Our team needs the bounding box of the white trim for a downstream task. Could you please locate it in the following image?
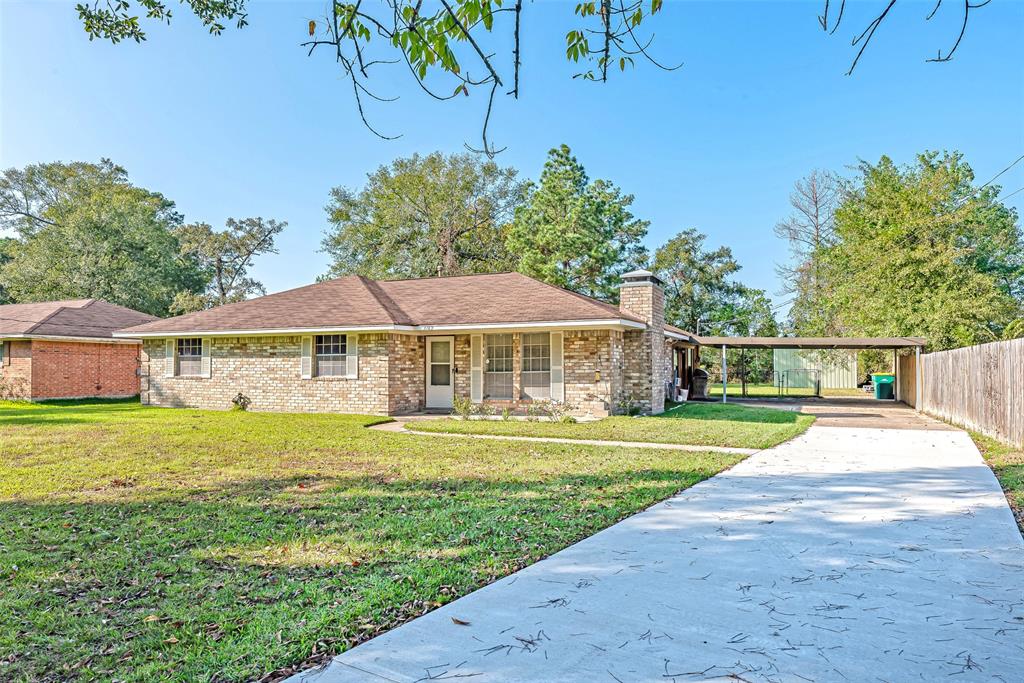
[0,334,142,344]
[300,336,313,379]
[469,334,483,402]
[345,334,359,379]
[112,318,647,339]
[664,330,698,343]
[425,336,456,409]
[549,331,564,402]
[164,339,176,378]
[200,338,212,378]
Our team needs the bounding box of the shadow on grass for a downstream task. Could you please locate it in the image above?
[0,467,722,682]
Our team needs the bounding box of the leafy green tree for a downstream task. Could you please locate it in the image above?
[74,3,995,153]
[819,151,1024,350]
[322,152,523,279]
[652,227,747,334]
[0,160,205,316]
[508,144,648,300]
[74,1,676,153]
[170,217,286,314]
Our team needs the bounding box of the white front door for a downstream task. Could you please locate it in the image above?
[425,336,455,409]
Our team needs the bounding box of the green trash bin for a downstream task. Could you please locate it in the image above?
[871,373,895,400]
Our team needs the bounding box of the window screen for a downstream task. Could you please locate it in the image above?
[484,333,513,399]
[177,338,203,376]
[520,332,551,400]
[315,334,348,377]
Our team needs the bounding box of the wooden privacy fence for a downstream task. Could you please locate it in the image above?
[898,338,1024,447]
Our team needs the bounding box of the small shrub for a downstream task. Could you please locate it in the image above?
[451,396,474,420]
[559,414,577,424]
[527,399,578,422]
[501,407,512,421]
[230,393,252,411]
[616,393,642,416]
[473,402,495,417]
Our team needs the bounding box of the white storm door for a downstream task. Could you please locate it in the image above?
[425,336,455,409]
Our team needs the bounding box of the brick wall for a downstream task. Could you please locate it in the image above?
[0,340,139,400]
[139,329,630,417]
[563,330,620,417]
[619,281,667,414]
[29,340,141,399]
[467,331,620,418]
[388,334,424,414]
[142,334,395,414]
[0,340,32,399]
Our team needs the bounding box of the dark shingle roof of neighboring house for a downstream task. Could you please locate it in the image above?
[0,299,157,339]
[118,273,648,336]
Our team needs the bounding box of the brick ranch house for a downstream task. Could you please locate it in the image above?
[0,299,156,400]
[115,271,699,418]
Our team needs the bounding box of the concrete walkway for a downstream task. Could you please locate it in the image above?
[290,416,1024,682]
[370,419,758,455]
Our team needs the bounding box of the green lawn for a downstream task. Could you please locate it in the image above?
[971,432,1024,534]
[707,382,868,398]
[0,399,743,682]
[410,402,815,450]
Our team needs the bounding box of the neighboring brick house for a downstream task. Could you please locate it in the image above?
[0,300,156,400]
[116,271,699,417]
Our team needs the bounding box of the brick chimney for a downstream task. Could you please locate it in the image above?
[619,269,666,414]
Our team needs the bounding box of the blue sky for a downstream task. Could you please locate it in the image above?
[2,0,1022,314]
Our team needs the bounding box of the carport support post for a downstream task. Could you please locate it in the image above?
[721,345,728,403]
[915,345,922,412]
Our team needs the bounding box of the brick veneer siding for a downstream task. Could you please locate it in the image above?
[562,329,621,417]
[0,340,139,400]
[140,329,630,418]
[0,340,33,399]
[31,340,140,399]
[619,281,666,414]
[142,334,397,414]
[468,331,621,418]
[388,334,425,414]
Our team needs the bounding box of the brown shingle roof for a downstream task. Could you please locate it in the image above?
[119,273,644,336]
[0,300,157,339]
[665,323,698,341]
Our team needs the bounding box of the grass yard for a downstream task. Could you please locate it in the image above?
[0,399,744,682]
[410,402,815,450]
[707,382,868,398]
[971,432,1024,534]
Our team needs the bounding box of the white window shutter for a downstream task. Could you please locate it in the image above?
[200,338,212,378]
[165,339,176,377]
[550,332,564,402]
[346,334,359,379]
[300,336,313,379]
[470,334,483,402]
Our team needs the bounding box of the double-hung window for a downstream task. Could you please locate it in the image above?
[176,338,203,376]
[483,333,513,399]
[315,334,348,377]
[520,332,551,400]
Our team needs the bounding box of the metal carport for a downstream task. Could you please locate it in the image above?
[696,336,927,407]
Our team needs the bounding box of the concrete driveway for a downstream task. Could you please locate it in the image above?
[289,404,1024,683]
